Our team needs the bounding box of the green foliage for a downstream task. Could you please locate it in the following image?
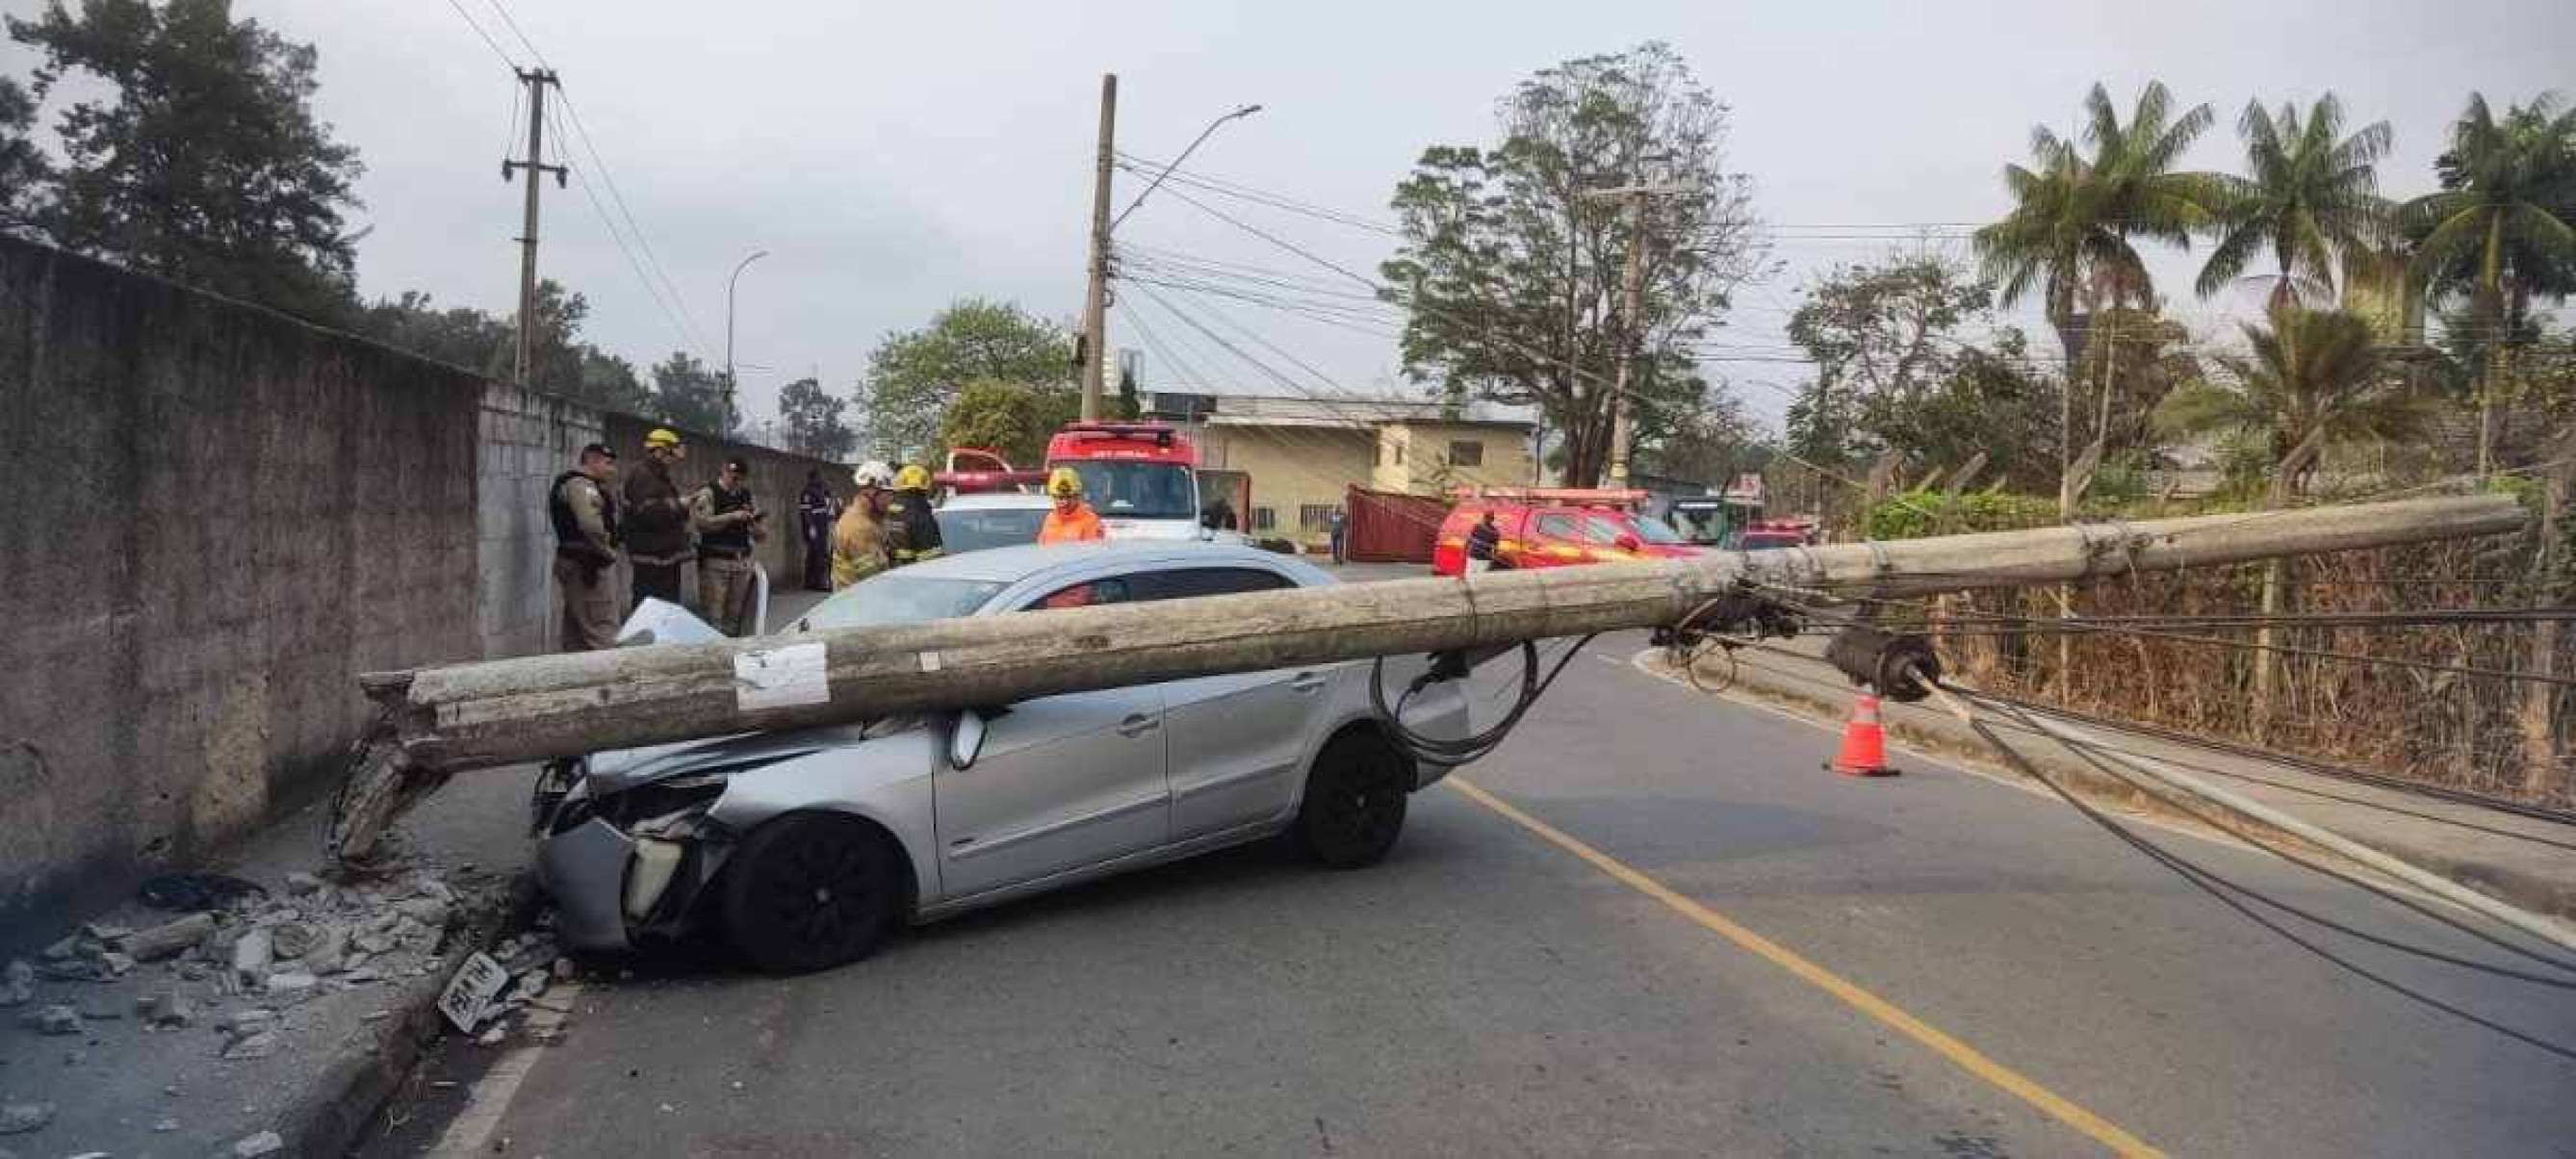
[2154,307,2430,497]
[8,0,365,322]
[652,351,736,436]
[0,75,46,233]
[938,379,1080,467]
[2070,306,2199,460]
[776,377,857,461]
[353,281,649,413]
[1378,42,1766,486]
[1973,80,2224,361]
[2406,93,2576,308]
[2199,93,2394,305]
[863,299,1072,460]
[1862,488,2061,541]
[1636,393,1763,484]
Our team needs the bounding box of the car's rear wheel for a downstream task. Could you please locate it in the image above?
[1293,730,1411,868]
[718,812,904,973]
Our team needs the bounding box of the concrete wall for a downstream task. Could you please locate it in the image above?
[0,238,855,938]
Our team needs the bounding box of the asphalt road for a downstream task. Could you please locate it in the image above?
[367,588,2576,1157]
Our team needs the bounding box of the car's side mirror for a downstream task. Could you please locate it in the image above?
[950,709,990,770]
[1615,533,1643,553]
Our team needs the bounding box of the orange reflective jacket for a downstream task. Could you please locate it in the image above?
[1038,503,1106,544]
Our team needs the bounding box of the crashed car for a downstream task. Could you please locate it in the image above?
[533,541,1473,973]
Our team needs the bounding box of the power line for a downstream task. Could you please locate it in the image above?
[543,104,708,365]
[441,0,519,71]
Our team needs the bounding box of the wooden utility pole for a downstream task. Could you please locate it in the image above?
[502,68,564,386]
[326,494,2525,857]
[1080,73,1118,423]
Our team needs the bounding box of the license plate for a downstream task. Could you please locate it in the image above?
[437,952,511,1032]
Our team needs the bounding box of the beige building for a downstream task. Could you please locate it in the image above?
[1149,393,1536,550]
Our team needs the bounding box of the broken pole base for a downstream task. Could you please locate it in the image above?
[327,727,447,866]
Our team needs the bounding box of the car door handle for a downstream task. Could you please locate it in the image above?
[1289,672,1327,694]
[1117,713,1161,737]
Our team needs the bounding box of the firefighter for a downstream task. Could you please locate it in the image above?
[689,457,767,635]
[622,427,693,606]
[1465,510,1504,575]
[883,464,945,566]
[549,443,624,651]
[832,461,893,589]
[1038,467,1106,544]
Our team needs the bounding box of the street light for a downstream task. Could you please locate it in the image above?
[725,248,769,423]
[1111,103,1263,232]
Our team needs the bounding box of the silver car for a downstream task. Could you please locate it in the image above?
[534,542,1472,973]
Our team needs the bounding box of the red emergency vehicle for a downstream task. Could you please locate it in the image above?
[1430,487,1705,577]
[1044,422,1208,540]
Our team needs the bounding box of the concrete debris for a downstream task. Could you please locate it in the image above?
[221,1009,279,1041]
[269,921,319,960]
[37,959,96,983]
[512,969,549,1001]
[305,926,350,975]
[139,990,195,1027]
[552,956,577,981]
[231,1129,286,1157]
[80,921,131,942]
[284,871,325,896]
[0,1102,52,1135]
[0,960,32,1006]
[351,930,399,957]
[477,1026,505,1046]
[118,912,216,962]
[97,950,135,978]
[231,927,274,986]
[412,877,458,905]
[221,1029,282,1060]
[177,961,211,982]
[22,1003,81,1035]
[396,897,451,928]
[264,971,320,1002]
[39,935,79,962]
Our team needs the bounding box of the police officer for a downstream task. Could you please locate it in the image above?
[882,463,944,567]
[796,469,838,591]
[689,457,767,635]
[549,443,624,651]
[623,428,693,606]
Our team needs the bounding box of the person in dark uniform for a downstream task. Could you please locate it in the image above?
[689,457,767,634]
[796,469,838,591]
[883,464,945,567]
[622,427,692,605]
[549,443,624,650]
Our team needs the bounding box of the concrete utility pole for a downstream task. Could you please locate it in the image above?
[324,494,2524,857]
[1080,73,1119,423]
[502,68,564,387]
[1581,183,1687,487]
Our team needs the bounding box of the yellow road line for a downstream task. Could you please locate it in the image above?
[1446,776,2163,1158]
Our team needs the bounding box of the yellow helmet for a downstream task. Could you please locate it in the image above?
[895,464,934,491]
[644,427,683,450]
[1045,467,1084,499]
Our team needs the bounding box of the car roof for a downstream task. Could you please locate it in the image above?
[893,539,1326,585]
[938,491,1053,510]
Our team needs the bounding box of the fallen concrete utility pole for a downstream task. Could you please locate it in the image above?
[330,494,2525,859]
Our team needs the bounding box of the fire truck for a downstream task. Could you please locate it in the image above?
[933,423,1226,543]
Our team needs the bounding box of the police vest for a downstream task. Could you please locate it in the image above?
[549,472,620,562]
[701,484,756,558]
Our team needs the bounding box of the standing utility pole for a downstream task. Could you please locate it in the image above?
[1583,183,1687,487]
[1080,73,1119,423]
[502,68,565,387]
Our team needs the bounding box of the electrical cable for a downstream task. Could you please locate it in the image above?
[1370,634,1598,766]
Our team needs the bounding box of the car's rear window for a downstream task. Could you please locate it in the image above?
[938,506,1048,554]
[796,575,1008,631]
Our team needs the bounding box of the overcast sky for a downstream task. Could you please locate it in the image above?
[5,0,2570,429]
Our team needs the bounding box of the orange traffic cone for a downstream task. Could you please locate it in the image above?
[1824,693,1899,777]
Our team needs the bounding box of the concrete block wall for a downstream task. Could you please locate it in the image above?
[0,237,857,940]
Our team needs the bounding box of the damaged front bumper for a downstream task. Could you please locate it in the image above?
[531,766,736,954]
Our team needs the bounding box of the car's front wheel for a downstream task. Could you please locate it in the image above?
[1293,730,1411,868]
[718,812,905,973]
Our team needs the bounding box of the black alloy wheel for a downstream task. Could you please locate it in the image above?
[719,812,903,973]
[1294,731,1412,868]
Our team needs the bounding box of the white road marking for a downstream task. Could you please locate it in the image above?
[426,981,583,1157]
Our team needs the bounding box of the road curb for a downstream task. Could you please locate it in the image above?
[1636,647,2576,926]
[270,872,535,1156]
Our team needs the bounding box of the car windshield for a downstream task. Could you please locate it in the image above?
[937,505,1048,554]
[1061,461,1196,520]
[1631,516,1685,545]
[795,574,1008,631]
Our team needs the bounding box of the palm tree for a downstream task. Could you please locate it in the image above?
[2402,92,2576,474]
[1975,80,2221,504]
[2156,308,2428,500]
[2197,93,2394,310]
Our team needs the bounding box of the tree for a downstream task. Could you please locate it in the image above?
[1636,393,1762,485]
[353,281,651,414]
[0,75,48,234]
[777,377,858,461]
[1788,254,1993,406]
[863,299,1073,460]
[2402,92,2576,474]
[652,351,736,436]
[1379,42,1765,487]
[2155,308,2427,499]
[938,379,1082,467]
[2198,93,2394,308]
[1862,337,2067,495]
[9,0,365,322]
[1973,81,2220,366]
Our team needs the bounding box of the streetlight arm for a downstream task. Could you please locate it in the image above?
[1111,104,1262,232]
